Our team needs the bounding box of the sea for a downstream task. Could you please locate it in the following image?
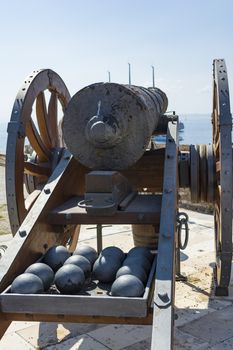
[0,114,212,154]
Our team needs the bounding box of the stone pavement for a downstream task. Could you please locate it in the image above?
[0,210,233,349]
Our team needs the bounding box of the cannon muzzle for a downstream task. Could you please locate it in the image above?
[63,82,168,170]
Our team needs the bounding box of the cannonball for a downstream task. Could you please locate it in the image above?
[116,265,148,285]
[127,246,154,262]
[93,255,121,283]
[11,273,44,294]
[64,255,91,278]
[54,264,85,294]
[122,255,151,273]
[100,246,125,262]
[43,245,70,271]
[111,274,145,297]
[73,245,98,266]
[25,262,54,290]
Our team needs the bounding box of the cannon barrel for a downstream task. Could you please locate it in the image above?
[63,83,168,170]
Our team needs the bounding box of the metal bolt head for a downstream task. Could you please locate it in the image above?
[19,230,27,237]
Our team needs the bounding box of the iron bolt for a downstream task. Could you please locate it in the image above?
[158,292,170,304]
[19,230,27,237]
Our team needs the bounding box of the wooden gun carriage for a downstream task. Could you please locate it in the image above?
[0,59,232,349]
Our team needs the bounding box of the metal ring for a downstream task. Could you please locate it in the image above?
[178,220,189,250]
[77,199,116,210]
[177,212,189,250]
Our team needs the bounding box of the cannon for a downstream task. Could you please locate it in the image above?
[0,59,231,349]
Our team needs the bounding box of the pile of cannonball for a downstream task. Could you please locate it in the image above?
[10,244,156,297]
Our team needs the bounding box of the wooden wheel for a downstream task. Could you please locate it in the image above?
[6,69,70,235]
[212,59,232,295]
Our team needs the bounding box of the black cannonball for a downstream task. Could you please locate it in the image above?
[73,245,98,266]
[100,246,125,262]
[111,274,145,297]
[93,255,121,283]
[11,273,44,294]
[116,265,148,285]
[43,245,70,271]
[25,262,54,290]
[122,255,151,273]
[64,255,91,278]
[127,246,154,262]
[54,264,85,294]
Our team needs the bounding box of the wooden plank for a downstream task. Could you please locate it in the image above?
[48,194,162,225]
[119,192,137,211]
[151,121,178,350]
[68,225,81,252]
[0,310,153,325]
[24,189,41,211]
[122,148,165,192]
[24,161,50,177]
[0,293,148,318]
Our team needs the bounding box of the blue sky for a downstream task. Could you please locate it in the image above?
[0,0,233,121]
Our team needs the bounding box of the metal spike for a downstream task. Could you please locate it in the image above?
[128,63,131,85]
[152,65,155,88]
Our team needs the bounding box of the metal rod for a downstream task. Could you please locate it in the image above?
[151,65,155,88]
[96,224,103,254]
[108,71,111,83]
[128,63,131,85]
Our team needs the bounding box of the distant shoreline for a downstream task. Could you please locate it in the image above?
[0,114,212,155]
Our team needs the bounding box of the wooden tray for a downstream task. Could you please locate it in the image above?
[0,257,157,318]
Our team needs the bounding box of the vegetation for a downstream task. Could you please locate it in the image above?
[0,204,11,236]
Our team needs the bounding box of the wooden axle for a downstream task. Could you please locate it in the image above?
[179,144,215,203]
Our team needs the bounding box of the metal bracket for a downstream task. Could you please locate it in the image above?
[7,121,25,138]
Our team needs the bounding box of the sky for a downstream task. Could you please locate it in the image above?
[0,0,233,122]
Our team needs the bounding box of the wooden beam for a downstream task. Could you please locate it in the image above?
[151,121,178,350]
[48,194,162,225]
[0,310,153,325]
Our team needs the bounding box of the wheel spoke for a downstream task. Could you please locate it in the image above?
[214,136,220,156]
[25,189,41,211]
[36,92,52,149]
[26,119,51,161]
[216,160,221,173]
[24,161,50,177]
[48,92,59,147]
